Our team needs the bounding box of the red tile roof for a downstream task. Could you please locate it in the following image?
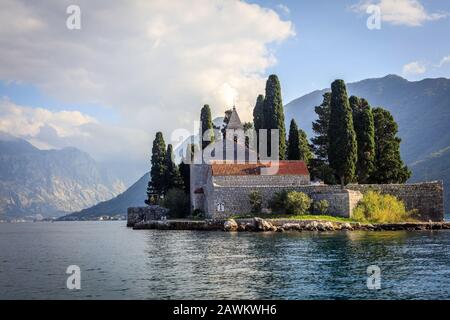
[210,161,309,176]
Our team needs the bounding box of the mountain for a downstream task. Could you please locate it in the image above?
[59,172,149,220]
[0,133,125,220]
[285,75,450,208]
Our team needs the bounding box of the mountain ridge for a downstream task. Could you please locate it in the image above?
[0,134,125,220]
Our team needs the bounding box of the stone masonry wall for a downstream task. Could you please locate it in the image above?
[206,181,444,221]
[127,206,169,227]
[213,175,310,187]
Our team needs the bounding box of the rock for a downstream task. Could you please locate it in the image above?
[323,221,335,231]
[282,223,302,231]
[253,217,274,231]
[306,221,319,231]
[276,227,284,232]
[224,219,238,232]
[341,222,353,230]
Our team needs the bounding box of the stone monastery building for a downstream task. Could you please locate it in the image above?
[189,107,444,221]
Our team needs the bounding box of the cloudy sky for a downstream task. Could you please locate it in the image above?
[1,0,450,184]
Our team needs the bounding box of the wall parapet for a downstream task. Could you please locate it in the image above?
[206,181,444,221]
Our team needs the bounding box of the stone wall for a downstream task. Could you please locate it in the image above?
[205,181,444,221]
[213,174,310,187]
[127,206,169,227]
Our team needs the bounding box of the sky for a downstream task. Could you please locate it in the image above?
[1,0,450,184]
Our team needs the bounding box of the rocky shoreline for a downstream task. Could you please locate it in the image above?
[131,217,450,232]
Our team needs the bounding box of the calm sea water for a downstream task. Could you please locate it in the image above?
[0,221,450,299]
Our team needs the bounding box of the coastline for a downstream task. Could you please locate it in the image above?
[130,218,450,232]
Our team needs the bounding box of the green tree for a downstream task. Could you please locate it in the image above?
[287,119,300,160]
[298,129,313,165]
[310,92,336,183]
[350,96,375,183]
[164,144,184,191]
[328,80,357,188]
[311,92,331,160]
[200,104,214,150]
[371,108,411,183]
[253,94,265,156]
[263,75,286,159]
[148,132,167,200]
[253,94,265,131]
[248,190,262,214]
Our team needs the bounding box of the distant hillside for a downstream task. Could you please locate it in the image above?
[0,133,125,220]
[285,75,450,209]
[59,172,149,220]
[286,75,450,164]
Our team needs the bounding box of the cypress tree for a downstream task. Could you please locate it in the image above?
[311,92,331,161]
[371,108,411,183]
[164,144,184,191]
[310,92,335,183]
[263,75,286,160]
[298,129,313,165]
[328,80,357,188]
[253,94,265,132]
[287,119,300,160]
[253,94,265,157]
[148,132,167,200]
[200,104,214,150]
[350,96,375,184]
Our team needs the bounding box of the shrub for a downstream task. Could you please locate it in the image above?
[313,199,329,215]
[162,188,189,218]
[285,191,312,215]
[352,191,410,223]
[268,190,288,213]
[248,190,262,214]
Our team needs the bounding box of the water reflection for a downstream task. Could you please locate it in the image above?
[1,222,449,299]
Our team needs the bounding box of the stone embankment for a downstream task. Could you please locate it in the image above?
[131,217,450,232]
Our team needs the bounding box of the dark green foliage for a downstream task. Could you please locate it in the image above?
[253,94,265,131]
[221,109,233,138]
[287,119,301,160]
[253,94,265,156]
[148,132,166,201]
[179,161,190,195]
[200,104,214,150]
[163,188,189,218]
[313,199,329,215]
[311,92,331,160]
[328,80,358,187]
[285,191,312,215]
[248,190,262,214]
[350,96,375,184]
[298,129,313,165]
[164,144,184,191]
[310,92,336,183]
[371,108,411,183]
[268,190,288,213]
[263,75,286,159]
[243,122,253,132]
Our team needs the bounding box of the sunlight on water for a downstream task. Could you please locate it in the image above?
[0,221,449,299]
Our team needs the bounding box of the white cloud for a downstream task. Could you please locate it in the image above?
[0,98,151,165]
[402,61,427,76]
[351,0,448,26]
[439,55,450,67]
[276,4,291,15]
[0,0,294,180]
[0,0,294,135]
